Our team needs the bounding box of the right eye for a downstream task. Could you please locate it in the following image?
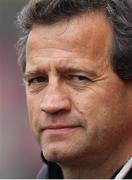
[28,76,48,86]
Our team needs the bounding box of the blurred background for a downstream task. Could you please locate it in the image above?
[0,0,43,178]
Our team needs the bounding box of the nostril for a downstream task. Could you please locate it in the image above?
[44,109,70,116]
[40,85,71,114]
[40,96,71,114]
[40,101,71,114]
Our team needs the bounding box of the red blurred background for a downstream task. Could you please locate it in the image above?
[0,0,42,178]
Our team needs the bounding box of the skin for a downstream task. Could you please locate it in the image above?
[25,11,132,178]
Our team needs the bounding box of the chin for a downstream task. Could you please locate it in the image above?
[41,143,76,164]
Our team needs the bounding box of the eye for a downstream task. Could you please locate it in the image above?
[70,75,89,82]
[28,76,48,86]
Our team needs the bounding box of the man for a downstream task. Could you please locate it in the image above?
[16,0,132,178]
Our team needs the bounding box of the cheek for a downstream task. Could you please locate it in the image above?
[26,95,41,138]
[73,90,108,117]
[73,94,117,148]
[73,86,129,140]
[72,89,120,131]
[27,96,34,120]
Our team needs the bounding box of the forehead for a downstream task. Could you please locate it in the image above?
[26,10,113,70]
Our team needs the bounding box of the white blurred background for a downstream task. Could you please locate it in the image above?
[0,0,42,178]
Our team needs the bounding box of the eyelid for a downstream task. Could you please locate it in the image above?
[25,75,48,86]
[67,73,91,80]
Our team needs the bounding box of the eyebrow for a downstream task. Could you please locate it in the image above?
[24,69,47,81]
[57,67,98,78]
[24,66,98,80]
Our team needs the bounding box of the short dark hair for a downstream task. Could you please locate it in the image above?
[16,0,132,80]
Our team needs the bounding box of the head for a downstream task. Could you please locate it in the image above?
[17,0,132,80]
[17,0,132,168]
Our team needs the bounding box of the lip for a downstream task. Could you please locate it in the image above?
[42,125,81,135]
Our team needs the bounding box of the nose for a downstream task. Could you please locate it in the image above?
[40,84,71,115]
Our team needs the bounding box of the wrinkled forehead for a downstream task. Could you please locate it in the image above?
[28,10,112,45]
[26,10,113,69]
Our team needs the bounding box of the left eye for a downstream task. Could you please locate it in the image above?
[71,75,88,81]
[28,76,48,85]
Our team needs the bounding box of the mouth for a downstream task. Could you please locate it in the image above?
[42,125,81,135]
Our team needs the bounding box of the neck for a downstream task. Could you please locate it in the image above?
[61,160,121,179]
[61,137,132,179]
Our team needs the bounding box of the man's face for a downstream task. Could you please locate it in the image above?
[25,11,131,166]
